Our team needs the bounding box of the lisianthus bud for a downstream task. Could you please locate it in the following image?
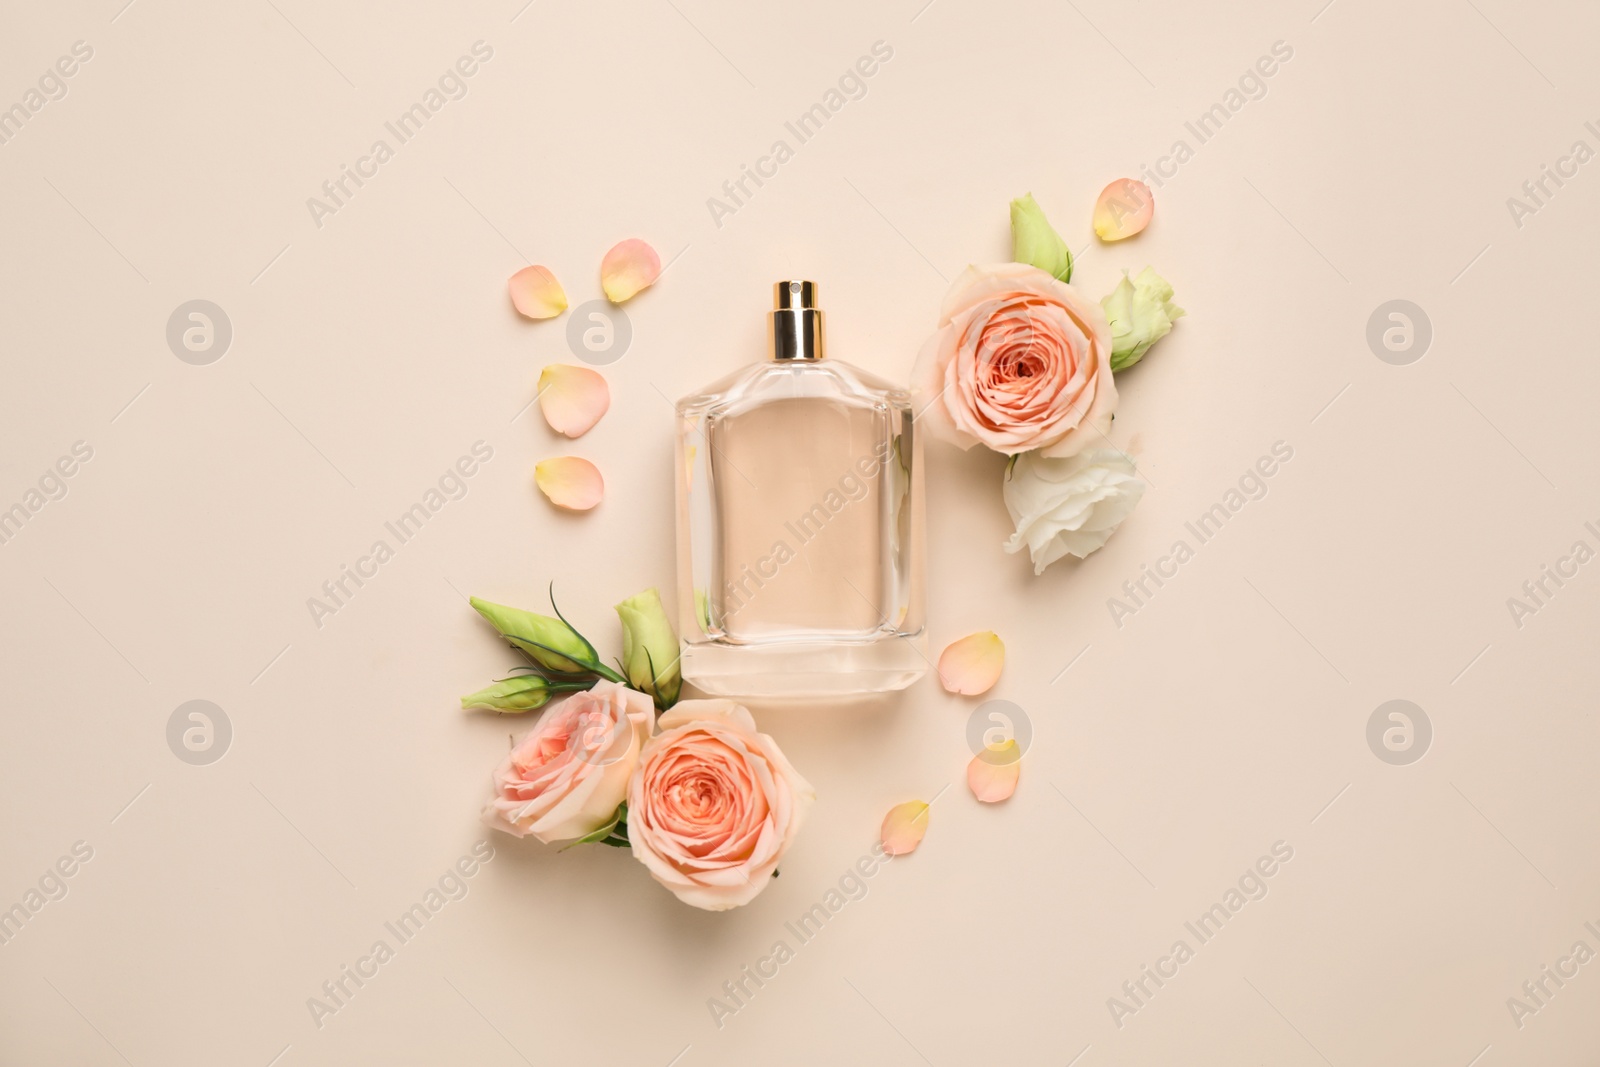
[1102,267,1184,372]
[461,674,582,712]
[1010,193,1073,282]
[615,588,681,708]
[470,596,594,673]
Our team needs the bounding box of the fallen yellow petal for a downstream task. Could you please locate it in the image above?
[508,265,568,319]
[534,456,603,510]
[1093,178,1154,241]
[600,238,661,304]
[881,800,929,856]
[537,364,610,438]
[938,631,1004,695]
[967,741,1021,803]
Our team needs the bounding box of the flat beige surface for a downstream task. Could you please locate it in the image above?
[3,0,1598,1064]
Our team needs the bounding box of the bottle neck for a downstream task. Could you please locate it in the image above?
[770,307,825,361]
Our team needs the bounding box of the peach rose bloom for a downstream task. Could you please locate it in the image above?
[627,700,814,911]
[913,262,1117,458]
[482,681,654,844]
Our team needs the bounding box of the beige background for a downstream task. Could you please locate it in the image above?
[3,0,1598,1064]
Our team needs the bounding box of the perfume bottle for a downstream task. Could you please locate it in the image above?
[675,281,926,698]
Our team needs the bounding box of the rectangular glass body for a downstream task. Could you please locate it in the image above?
[675,358,925,698]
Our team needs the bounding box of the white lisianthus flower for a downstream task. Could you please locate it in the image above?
[1003,449,1145,573]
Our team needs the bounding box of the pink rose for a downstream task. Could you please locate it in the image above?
[482,681,654,844]
[913,262,1117,458]
[627,700,814,911]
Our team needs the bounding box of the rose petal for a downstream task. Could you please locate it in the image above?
[534,457,603,510]
[881,801,929,856]
[537,364,610,438]
[938,631,1004,695]
[508,265,568,319]
[1093,179,1154,241]
[600,239,661,304]
[967,741,1021,803]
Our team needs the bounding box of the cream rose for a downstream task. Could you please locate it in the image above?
[482,681,654,844]
[1004,449,1145,573]
[913,263,1117,458]
[627,700,814,911]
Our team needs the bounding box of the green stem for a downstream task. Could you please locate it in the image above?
[501,631,623,682]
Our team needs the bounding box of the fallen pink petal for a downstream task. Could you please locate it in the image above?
[508,265,569,320]
[538,364,610,438]
[600,238,661,304]
[938,631,1004,695]
[967,741,1021,803]
[1093,178,1154,241]
[881,800,930,856]
[535,457,604,510]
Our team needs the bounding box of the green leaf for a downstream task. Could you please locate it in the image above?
[561,802,629,850]
[548,582,603,663]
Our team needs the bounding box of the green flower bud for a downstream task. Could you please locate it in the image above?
[1102,267,1185,372]
[1010,193,1073,282]
[615,587,681,708]
[461,674,575,712]
[470,596,593,673]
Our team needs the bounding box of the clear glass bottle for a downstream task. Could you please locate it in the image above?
[675,281,925,699]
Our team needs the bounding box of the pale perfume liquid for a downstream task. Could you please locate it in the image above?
[675,282,925,699]
[716,396,885,638]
